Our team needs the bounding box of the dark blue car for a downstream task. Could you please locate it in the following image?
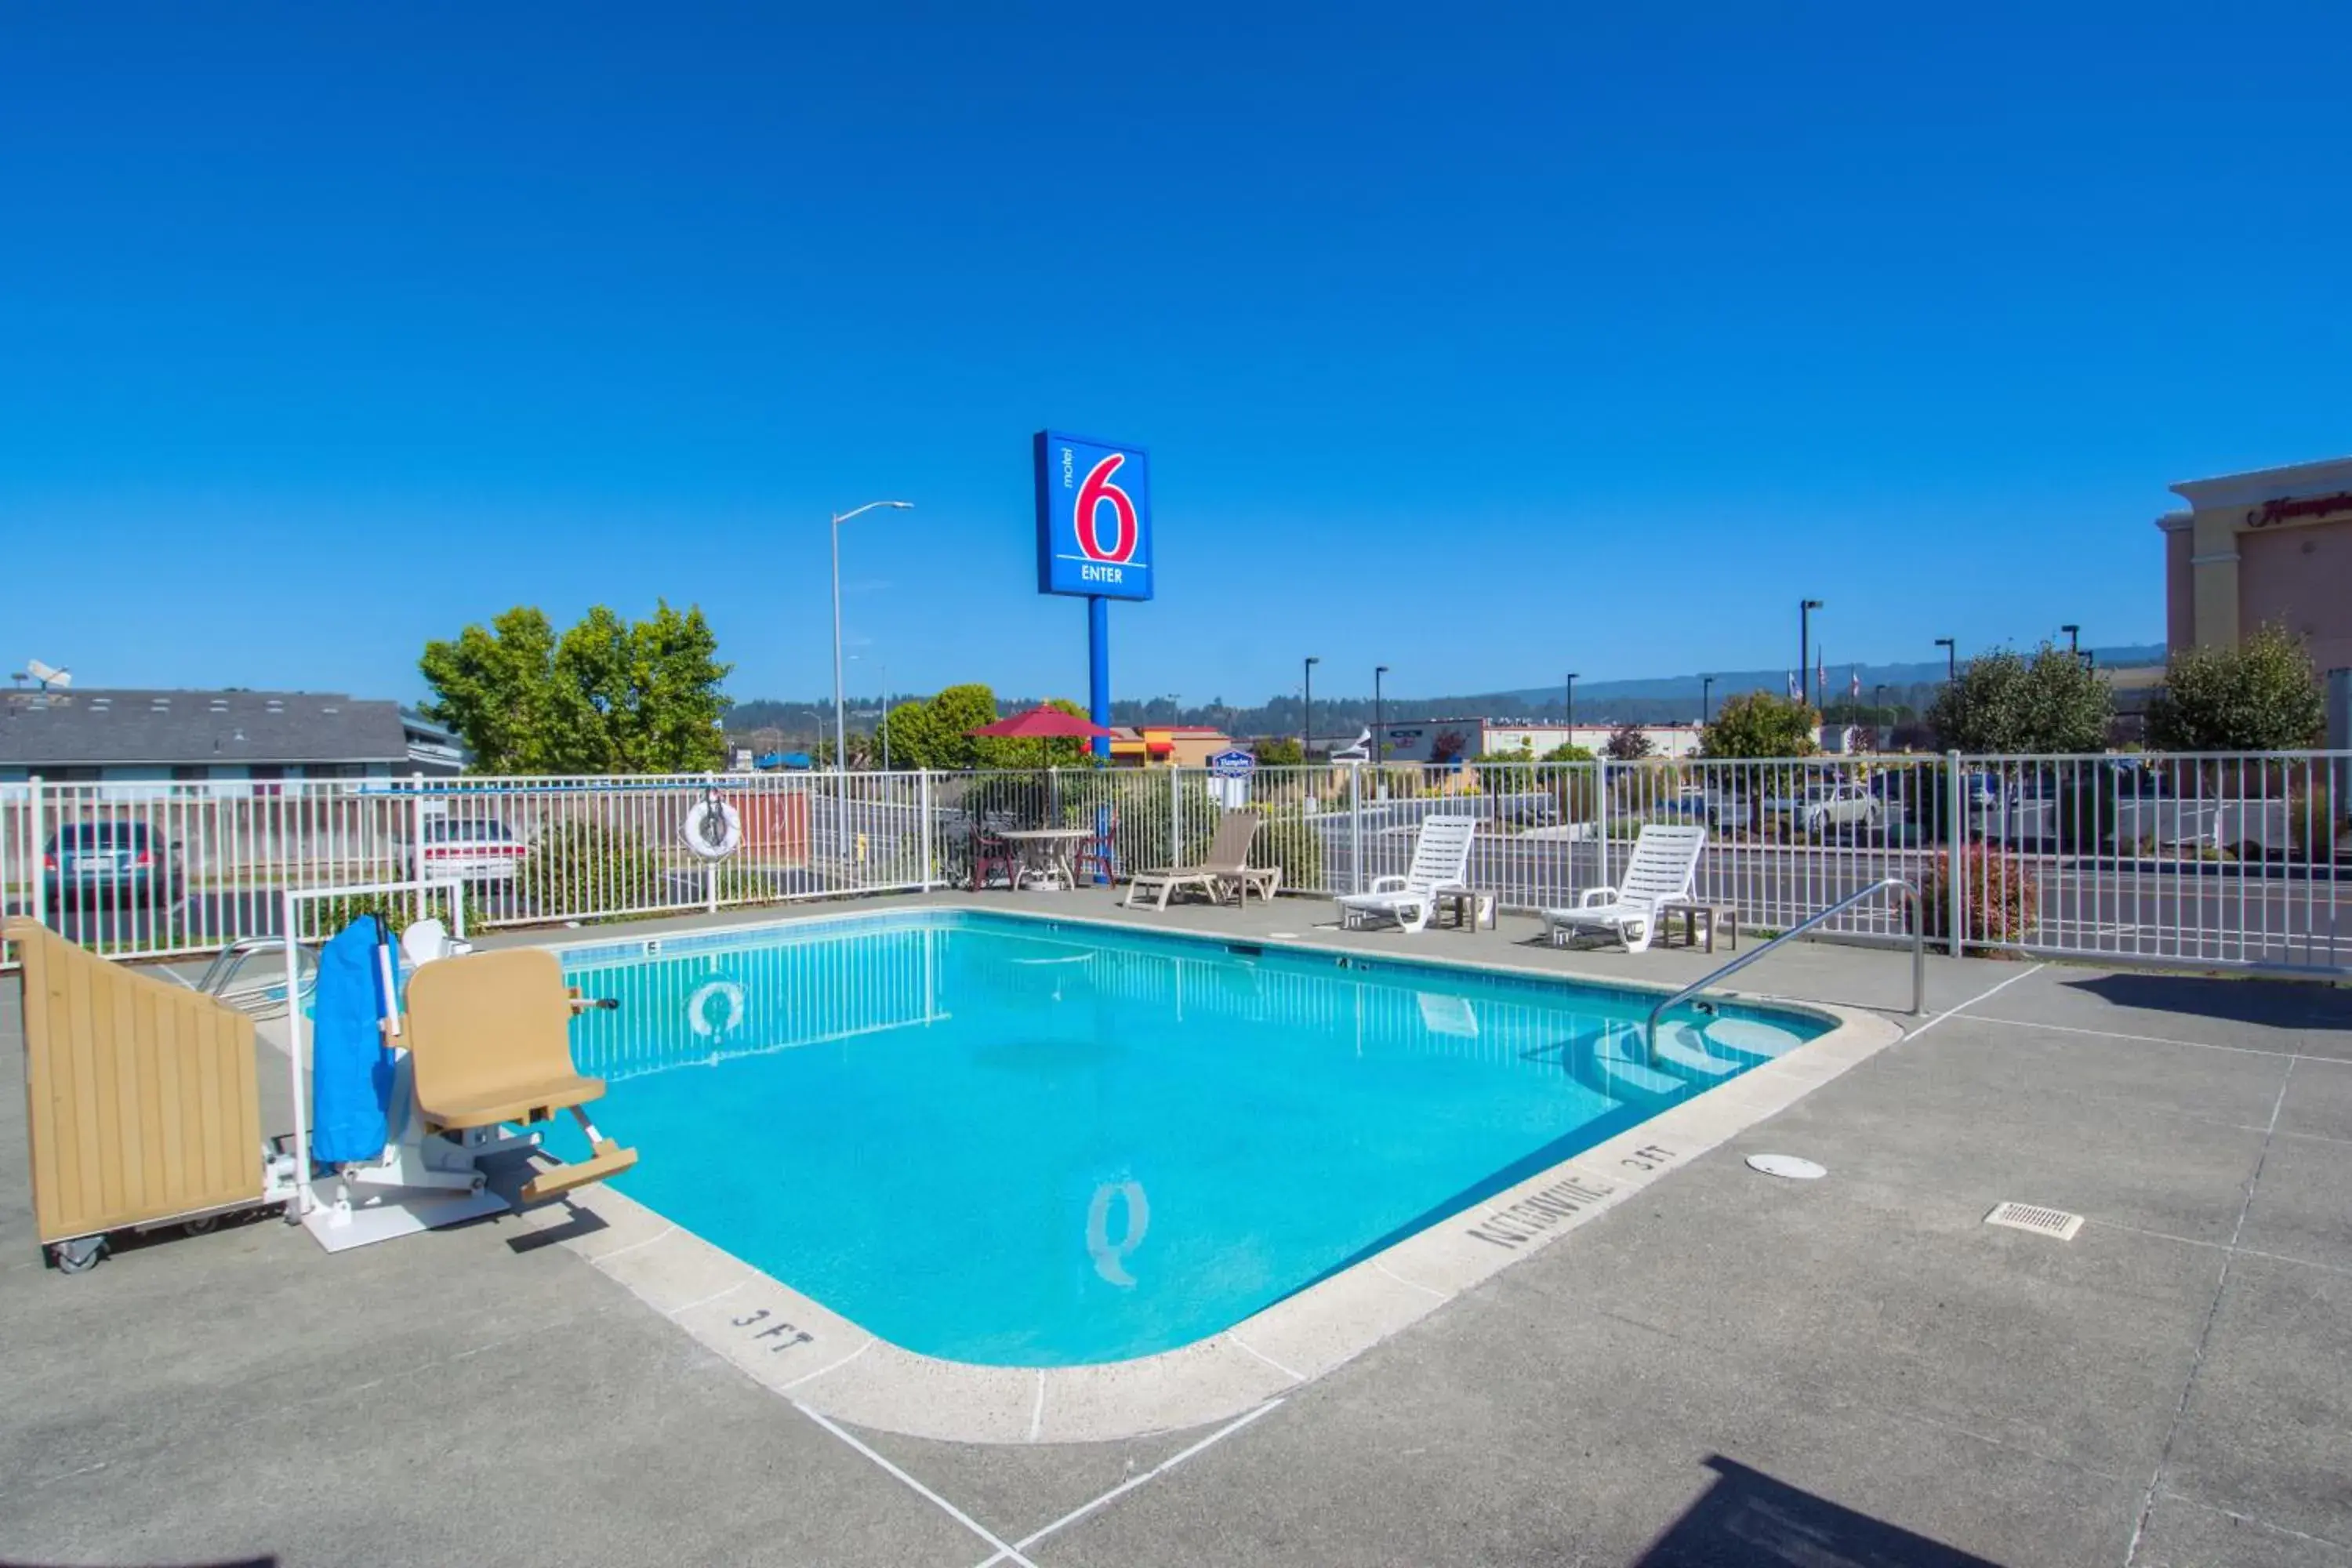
[44,822,183,908]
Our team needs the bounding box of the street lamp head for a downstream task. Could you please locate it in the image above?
[1376,664,1389,677]
[1305,655,1320,667]
[1933,637,1955,649]
[1802,598,1824,611]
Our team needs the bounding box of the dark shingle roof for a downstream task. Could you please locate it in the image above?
[0,688,412,767]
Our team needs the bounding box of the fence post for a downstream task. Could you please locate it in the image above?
[919,770,935,889]
[27,776,45,933]
[1348,760,1365,895]
[1595,758,1610,892]
[705,773,720,913]
[408,772,427,926]
[1945,750,1965,958]
[1168,764,1181,867]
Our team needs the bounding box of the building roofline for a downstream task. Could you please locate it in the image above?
[2170,456,2352,510]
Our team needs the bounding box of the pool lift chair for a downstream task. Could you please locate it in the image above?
[301,927,637,1254]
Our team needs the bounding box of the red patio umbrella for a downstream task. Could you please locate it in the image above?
[965,706,1116,739]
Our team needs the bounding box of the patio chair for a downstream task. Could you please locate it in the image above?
[1334,815,1477,933]
[968,815,1020,891]
[1541,823,1706,953]
[405,947,638,1204]
[1073,804,1120,886]
[1124,811,1277,910]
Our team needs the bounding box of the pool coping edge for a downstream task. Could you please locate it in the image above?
[517,900,1908,1445]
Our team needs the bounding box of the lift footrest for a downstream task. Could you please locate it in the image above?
[520,1141,639,1203]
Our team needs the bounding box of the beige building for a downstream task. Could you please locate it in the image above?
[2160,456,2352,673]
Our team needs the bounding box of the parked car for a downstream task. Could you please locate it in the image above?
[44,822,183,907]
[416,817,528,884]
[1766,783,1883,835]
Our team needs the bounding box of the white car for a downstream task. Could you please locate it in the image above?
[1768,784,1882,835]
[416,817,528,884]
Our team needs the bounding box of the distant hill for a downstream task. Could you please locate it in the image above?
[723,644,2170,742]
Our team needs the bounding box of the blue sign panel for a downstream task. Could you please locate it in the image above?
[1035,430,1153,601]
[1207,748,1256,779]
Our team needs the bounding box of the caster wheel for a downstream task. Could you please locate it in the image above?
[51,1236,107,1274]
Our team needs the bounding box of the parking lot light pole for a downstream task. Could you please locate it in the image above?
[1565,672,1579,739]
[1303,655,1319,760]
[1374,665,1389,765]
[1934,637,1956,684]
[1700,674,1714,726]
[831,500,913,773]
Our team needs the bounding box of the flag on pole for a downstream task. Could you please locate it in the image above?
[1850,666,1862,699]
[1786,671,1801,700]
[1817,654,1827,699]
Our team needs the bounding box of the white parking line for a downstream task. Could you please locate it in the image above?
[971,1399,1287,1567]
[793,1400,1040,1568]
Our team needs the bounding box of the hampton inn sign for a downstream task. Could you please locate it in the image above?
[2160,456,2352,676]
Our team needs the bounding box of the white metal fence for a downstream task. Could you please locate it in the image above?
[4,750,2347,975]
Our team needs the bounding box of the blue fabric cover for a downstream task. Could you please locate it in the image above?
[310,917,401,1165]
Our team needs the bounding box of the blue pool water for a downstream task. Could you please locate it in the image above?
[551,911,1828,1366]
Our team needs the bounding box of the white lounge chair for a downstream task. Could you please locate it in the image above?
[1336,815,1477,933]
[1541,824,1706,953]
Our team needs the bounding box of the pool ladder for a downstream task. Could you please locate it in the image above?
[195,935,317,1018]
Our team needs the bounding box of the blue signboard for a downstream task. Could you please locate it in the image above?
[1207,748,1256,779]
[1034,431,1153,601]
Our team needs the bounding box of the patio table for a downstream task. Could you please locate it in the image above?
[996,826,1093,891]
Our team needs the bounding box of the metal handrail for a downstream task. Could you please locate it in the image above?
[197,935,314,999]
[1645,877,1925,1062]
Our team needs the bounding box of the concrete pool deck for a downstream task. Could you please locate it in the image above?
[6,888,2352,1566]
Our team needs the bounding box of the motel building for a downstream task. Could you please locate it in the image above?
[1106,724,1237,768]
[2161,456,2352,676]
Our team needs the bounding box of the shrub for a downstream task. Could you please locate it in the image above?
[524,818,664,913]
[1915,847,2038,946]
[1249,806,1324,893]
[1603,723,1655,760]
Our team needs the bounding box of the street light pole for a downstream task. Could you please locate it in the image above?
[1565,672,1579,739]
[1873,683,1886,729]
[1934,637,1956,684]
[1374,665,1389,765]
[880,662,891,772]
[1302,655,1319,760]
[1800,600,1824,710]
[830,499,913,774]
[1700,674,1715,727]
[2061,623,2080,659]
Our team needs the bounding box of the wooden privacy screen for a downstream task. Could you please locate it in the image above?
[5,918,264,1247]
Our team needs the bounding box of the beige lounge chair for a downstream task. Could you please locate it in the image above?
[405,947,638,1203]
[1124,811,1281,910]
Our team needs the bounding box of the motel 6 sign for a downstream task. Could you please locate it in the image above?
[1034,431,1154,601]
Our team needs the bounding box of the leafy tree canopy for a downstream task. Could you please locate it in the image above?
[1700,691,1820,759]
[419,601,730,774]
[1926,643,2111,754]
[2146,623,2327,752]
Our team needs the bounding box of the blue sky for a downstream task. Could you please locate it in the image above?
[5,3,2348,710]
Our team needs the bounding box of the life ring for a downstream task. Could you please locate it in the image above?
[681,797,742,860]
[688,980,745,1040]
[1086,1179,1151,1287]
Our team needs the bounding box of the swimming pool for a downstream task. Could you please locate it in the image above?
[552,909,1828,1367]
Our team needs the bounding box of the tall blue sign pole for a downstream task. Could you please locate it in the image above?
[1034,431,1153,760]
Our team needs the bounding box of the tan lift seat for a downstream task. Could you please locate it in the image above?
[404,946,638,1202]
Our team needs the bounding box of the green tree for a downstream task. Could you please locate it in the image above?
[1603,722,1656,760]
[420,601,731,774]
[2146,623,2327,752]
[1539,742,1595,763]
[1254,736,1304,766]
[1701,691,1820,758]
[416,607,563,774]
[872,684,1092,771]
[1926,643,2111,754]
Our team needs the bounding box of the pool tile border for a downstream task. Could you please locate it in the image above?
[518,899,1907,1444]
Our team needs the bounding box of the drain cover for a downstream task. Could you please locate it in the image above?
[1747,1154,1827,1180]
[1985,1202,2083,1240]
